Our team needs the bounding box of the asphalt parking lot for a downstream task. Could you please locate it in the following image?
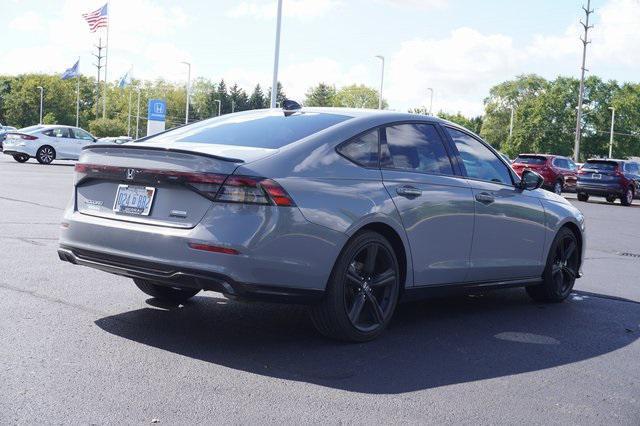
[1,155,639,424]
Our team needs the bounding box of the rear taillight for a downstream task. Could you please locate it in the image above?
[216,175,295,206]
[7,133,38,141]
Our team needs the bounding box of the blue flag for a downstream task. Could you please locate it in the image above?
[118,70,132,89]
[61,60,79,80]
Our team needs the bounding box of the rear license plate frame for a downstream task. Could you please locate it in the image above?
[113,184,156,216]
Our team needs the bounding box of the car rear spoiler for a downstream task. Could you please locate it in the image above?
[82,144,245,163]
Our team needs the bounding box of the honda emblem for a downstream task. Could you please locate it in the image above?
[126,168,135,180]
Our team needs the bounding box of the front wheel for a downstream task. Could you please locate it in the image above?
[606,194,617,203]
[310,231,401,342]
[526,227,579,303]
[577,193,589,202]
[13,154,29,163]
[553,180,563,195]
[36,146,55,164]
[133,279,200,303]
[621,187,634,206]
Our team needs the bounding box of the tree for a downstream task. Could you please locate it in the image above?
[436,111,483,134]
[304,83,336,107]
[229,83,249,112]
[266,82,287,106]
[334,84,386,109]
[89,117,127,137]
[248,84,267,110]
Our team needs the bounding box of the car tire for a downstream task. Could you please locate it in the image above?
[526,227,579,303]
[553,180,563,195]
[13,154,29,163]
[133,278,200,303]
[621,187,634,206]
[577,193,589,202]
[606,194,617,203]
[36,145,55,164]
[310,231,401,342]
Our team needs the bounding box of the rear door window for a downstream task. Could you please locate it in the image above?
[382,123,453,175]
[447,127,513,185]
[584,161,618,171]
[336,129,379,167]
[515,156,546,165]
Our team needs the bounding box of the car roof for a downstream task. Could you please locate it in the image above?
[516,154,559,159]
[586,158,627,163]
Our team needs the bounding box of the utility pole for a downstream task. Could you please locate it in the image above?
[509,105,515,138]
[180,61,191,124]
[375,55,385,110]
[215,99,222,116]
[427,87,434,115]
[573,0,593,162]
[270,0,283,108]
[135,88,141,139]
[37,86,44,124]
[92,38,105,118]
[608,107,615,158]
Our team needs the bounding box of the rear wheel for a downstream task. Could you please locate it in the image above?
[577,193,589,202]
[13,154,29,163]
[553,180,563,195]
[310,231,400,342]
[36,145,55,164]
[606,194,617,203]
[133,279,200,303]
[526,227,579,303]
[621,187,634,206]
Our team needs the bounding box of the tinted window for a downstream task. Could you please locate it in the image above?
[72,128,94,140]
[624,162,639,174]
[144,111,351,149]
[447,127,513,185]
[44,128,70,138]
[584,161,617,171]
[383,124,453,175]
[554,158,569,169]
[337,130,379,167]
[515,155,547,165]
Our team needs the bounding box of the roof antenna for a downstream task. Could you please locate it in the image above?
[282,100,302,116]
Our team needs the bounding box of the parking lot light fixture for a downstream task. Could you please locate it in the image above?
[37,86,44,124]
[180,61,191,124]
[270,0,283,108]
[215,99,221,116]
[375,55,385,110]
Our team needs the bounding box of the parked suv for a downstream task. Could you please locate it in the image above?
[577,159,639,206]
[511,154,578,195]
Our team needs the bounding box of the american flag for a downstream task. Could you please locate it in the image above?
[82,3,108,33]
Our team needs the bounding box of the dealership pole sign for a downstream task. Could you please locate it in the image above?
[147,99,166,136]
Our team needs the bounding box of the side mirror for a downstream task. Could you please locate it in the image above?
[518,169,544,191]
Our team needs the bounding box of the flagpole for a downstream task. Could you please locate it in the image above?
[102,1,110,119]
[76,57,80,127]
[127,88,132,136]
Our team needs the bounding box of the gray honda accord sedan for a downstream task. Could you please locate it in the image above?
[58,105,585,341]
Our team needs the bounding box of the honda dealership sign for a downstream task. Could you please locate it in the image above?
[147,99,166,136]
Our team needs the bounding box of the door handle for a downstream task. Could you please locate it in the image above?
[475,192,495,204]
[396,186,422,197]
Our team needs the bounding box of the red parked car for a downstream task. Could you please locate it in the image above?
[511,154,578,195]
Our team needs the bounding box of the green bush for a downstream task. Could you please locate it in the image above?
[88,118,127,137]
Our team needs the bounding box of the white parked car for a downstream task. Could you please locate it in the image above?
[2,125,97,164]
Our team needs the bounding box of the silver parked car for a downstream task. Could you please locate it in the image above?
[3,125,97,164]
[58,106,585,341]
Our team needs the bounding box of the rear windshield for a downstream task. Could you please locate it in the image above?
[584,161,618,171]
[142,111,351,149]
[514,155,546,165]
[18,125,45,134]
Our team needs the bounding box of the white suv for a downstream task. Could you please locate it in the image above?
[3,125,97,164]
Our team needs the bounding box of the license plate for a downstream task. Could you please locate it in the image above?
[113,184,156,216]
[592,173,602,180]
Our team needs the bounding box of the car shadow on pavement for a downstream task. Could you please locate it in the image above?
[95,288,640,394]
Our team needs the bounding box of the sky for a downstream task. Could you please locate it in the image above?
[1,0,639,115]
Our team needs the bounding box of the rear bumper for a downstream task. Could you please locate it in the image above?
[576,182,623,196]
[58,245,323,303]
[3,149,29,157]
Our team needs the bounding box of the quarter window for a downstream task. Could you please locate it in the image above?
[336,129,379,167]
[446,127,512,185]
[383,123,453,175]
[44,128,70,138]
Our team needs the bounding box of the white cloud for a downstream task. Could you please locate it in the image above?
[378,0,449,9]
[591,0,640,66]
[8,11,44,31]
[386,27,521,115]
[227,0,343,19]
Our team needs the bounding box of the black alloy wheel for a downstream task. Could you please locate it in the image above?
[553,180,563,195]
[310,231,400,342]
[526,227,579,302]
[621,187,634,206]
[13,154,29,163]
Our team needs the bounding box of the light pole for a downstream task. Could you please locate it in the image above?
[608,107,615,158]
[427,87,434,115]
[37,86,44,124]
[135,88,141,139]
[215,99,221,116]
[375,55,385,110]
[270,0,283,108]
[509,105,515,138]
[180,61,191,124]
